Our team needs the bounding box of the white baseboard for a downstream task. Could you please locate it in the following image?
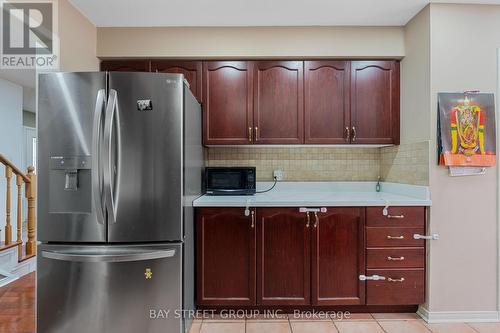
[418,306,500,323]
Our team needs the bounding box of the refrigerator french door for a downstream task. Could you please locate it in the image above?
[37,72,202,333]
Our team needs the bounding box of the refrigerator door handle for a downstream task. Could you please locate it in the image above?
[92,89,106,225]
[41,248,176,263]
[103,89,120,224]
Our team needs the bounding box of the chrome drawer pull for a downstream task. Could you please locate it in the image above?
[387,256,405,261]
[387,277,405,283]
[387,235,404,240]
[387,214,405,219]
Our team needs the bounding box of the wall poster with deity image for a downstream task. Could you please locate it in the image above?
[438,92,496,167]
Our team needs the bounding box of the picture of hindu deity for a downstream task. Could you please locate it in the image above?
[438,92,496,167]
[450,96,484,157]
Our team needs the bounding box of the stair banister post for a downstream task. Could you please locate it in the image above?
[25,166,36,256]
[16,174,22,260]
[5,165,12,244]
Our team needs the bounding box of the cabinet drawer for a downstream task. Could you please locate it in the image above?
[366,207,424,227]
[367,248,424,269]
[366,227,425,247]
[366,269,424,305]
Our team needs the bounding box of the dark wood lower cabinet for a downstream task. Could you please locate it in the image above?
[196,206,425,308]
[312,208,365,305]
[196,208,256,306]
[257,208,310,305]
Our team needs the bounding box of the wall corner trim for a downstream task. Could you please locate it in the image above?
[418,306,500,323]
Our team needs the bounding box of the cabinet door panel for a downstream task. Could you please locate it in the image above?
[350,61,400,144]
[151,60,202,101]
[254,61,304,144]
[305,61,350,144]
[196,208,256,306]
[312,208,365,305]
[257,208,310,305]
[203,61,253,145]
[100,60,150,72]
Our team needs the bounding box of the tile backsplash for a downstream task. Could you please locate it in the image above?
[206,147,380,181]
[206,142,429,185]
[380,141,430,186]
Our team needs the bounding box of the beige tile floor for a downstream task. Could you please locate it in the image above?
[190,313,500,333]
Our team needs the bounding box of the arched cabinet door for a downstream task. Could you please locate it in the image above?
[311,208,365,305]
[350,61,400,144]
[253,61,304,144]
[196,208,256,306]
[151,60,202,102]
[257,208,310,305]
[304,61,350,144]
[202,61,253,145]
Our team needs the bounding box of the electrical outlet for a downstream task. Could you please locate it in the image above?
[273,169,284,181]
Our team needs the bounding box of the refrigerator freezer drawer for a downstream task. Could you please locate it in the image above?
[37,243,183,333]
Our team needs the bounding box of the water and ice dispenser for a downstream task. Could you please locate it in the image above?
[49,155,92,214]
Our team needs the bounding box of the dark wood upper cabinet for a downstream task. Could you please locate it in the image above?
[253,61,304,144]
[203,61,253,145]
[257,208,310,305]
[100,60,151,72]
[196,208,256,306]
[100,59,401,146]
[311,208,365,305]
[350,61,400,144]
[305,61,350,144]
[151,60,202,102]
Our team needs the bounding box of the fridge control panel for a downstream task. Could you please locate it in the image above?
[50,155,91,170]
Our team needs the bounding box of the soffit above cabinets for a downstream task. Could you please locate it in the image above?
[70,0,500,28]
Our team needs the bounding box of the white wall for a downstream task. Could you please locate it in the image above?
[401,6,431,145]
[426,3,500,315]
[0,79,23,240]
[97,26,405,59]
[59,0,99,71]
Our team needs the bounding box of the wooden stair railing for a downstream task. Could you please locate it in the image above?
[0,154,36,261]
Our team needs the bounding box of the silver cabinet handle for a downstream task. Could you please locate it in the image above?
[359,274,386,281]
[387,235,404,240]
[251,210,255,228]
[351,126,357,142]
[345,127,350,142]
[387,277,405,283]
[103,89,121,224]
[92,89,106,225]
[313,212,319,228]
[387,256,405,261]
[305,212,310,228]
[387,214,405,219]
[414,233,439,240]
[42,249,175,263]
[248,127,253,142]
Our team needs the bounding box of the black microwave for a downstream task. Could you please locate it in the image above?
[205,167,256,195]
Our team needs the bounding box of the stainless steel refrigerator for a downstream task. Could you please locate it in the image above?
[36,72,203,333]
